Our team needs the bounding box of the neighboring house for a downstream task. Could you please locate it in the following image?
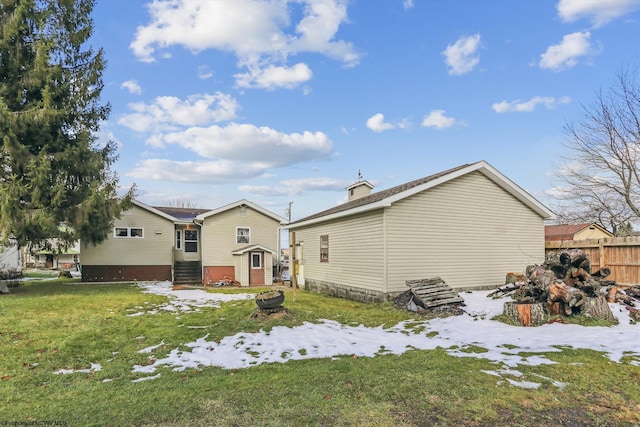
[22,242,81,270]
[0,239,21,280]
[286,161,555,303]
[81,199,286,286]
[544,223,614,242]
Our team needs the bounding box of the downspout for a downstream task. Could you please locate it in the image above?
[194,218,203,285]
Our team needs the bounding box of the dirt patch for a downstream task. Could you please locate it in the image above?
[249,307,294,321]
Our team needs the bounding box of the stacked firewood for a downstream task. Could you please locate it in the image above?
[489,249,639,323]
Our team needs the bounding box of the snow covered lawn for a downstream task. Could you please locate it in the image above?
[128,281,639,386]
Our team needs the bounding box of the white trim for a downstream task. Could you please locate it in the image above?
[196,199,287,224]
[287,161,555,229]
[175,229,182,250]
[114,227,144,238]
[250,252,262,269]
[131,199,178,222]
[231,244,276,255]
[236,226,251,244]
[345,180,374,191]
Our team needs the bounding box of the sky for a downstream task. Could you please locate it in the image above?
[54,281,640,388]
[90,0,640,221]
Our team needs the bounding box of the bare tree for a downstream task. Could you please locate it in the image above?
[549,67,640,235]
[165,198,201,209]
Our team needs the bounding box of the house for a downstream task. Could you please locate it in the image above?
[0,239,21,280]
[544,223,614,242]
[22,243,81,270]
[81,199,286,286]
[285,161,555,303]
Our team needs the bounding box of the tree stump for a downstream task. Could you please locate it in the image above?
[503,302,547,326]
[580,295,616,323]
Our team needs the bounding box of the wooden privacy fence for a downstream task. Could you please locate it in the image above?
[545,236,640,285]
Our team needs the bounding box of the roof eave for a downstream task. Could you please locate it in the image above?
[287,161,555,229]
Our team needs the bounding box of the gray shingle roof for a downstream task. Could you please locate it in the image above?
[289,162,472,225]
[152,206,211,221]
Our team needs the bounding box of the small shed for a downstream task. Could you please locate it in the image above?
[286,161,554,303]
[545,223,614,242]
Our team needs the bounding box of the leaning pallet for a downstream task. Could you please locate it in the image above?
[405,277,464,308]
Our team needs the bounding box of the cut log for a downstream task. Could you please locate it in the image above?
[547,281,585,308]
[503,302,547,326]
[546,302,565,316]
[592,267,611,279]
[606,286,619,303]
[580,295,616,323]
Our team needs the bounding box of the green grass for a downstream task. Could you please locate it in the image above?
[1,280,638,427]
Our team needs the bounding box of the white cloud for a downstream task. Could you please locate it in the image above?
[240,177,350,197]
[539,31,597,72]
[492,96,571,113]
[421,110,456,129]
[151,123,333,169]
[442,34,481,75]
[557,0,640,28]
[197,65,214,80]
[118,92,240,133]
[403,0,415,10]
[130,0,359,89]
[94,128,122,150]
[366,113,395,132]
[128,159,264,183]
[121,80,142,94]
[235,63,313,90]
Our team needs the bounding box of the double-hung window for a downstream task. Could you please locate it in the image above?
[237,227,250,244]
[320,235,329,262]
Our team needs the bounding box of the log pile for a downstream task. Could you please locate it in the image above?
[489,249,639,326]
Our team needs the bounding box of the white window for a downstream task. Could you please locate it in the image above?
[184,229,198,253]
[175,230,182,250]
[320,235,329,262]
[251,252,262,269]
[236,227,250,244]
[114,227,144,238]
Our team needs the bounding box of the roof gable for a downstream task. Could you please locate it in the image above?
[196,199,287,224]
[131,199,179,222]
[287,161,554,228]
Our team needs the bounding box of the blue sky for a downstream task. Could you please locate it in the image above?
[90,0,640,221]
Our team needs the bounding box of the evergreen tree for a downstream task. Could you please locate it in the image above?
[0,0,134,251]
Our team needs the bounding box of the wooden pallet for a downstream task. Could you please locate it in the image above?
[405,277,464,308]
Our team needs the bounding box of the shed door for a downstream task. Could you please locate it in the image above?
[249,252,264,285]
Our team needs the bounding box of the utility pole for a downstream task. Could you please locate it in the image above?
[286,201,293,222]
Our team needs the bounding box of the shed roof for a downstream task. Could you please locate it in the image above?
[287,161,554,229]
[544,223,612,241]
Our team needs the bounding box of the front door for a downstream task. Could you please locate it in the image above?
[182,228,199,261]
[249,252,264,285]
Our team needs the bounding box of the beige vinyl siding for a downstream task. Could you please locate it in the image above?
[293,210,385,291]
[385,171,545,292]
[574,227,612,240]
[81,205,174,265]
[200,206,280,267]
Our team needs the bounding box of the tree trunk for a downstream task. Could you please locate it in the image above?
[503,302,547,326]
[580,295,616,323]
